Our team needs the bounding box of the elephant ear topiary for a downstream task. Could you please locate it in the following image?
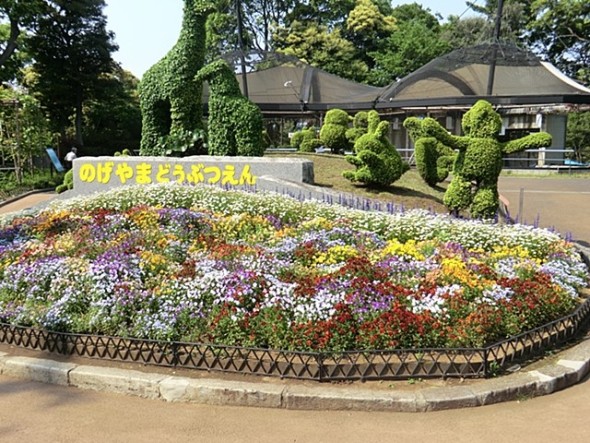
[422,99,552,218]
[320,108,351,154]
[343,111,409,187]
[404,117,456,187]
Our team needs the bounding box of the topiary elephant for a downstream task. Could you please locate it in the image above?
[421,100,552,218]
[343,111,409,187]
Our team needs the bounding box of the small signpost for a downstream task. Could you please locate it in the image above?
[45,147,65,173]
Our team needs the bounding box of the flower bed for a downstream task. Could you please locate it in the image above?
[0,183,588,353]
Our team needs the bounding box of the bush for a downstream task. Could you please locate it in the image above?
[56,170,73,194]
[320,109,351,154]
[343,111,408,186]
[421,100,552,218]
[300,138,323,152]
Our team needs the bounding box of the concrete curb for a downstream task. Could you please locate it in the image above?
[1,338,589,412]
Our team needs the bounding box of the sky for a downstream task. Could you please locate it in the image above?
[103,1,477,79]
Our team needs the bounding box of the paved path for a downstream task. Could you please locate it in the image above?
[498,176,590,245]
[0,371,589,443]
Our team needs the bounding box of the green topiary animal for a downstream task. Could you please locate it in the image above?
[139,0,213,156]
[403,117,456,187]
[320,108,351,154]
[343,111,409,186]
[291,128,317,151]
[345,111,369,145]
[195,59,264,156]
[56,169,73,194]
[422,100,552,218]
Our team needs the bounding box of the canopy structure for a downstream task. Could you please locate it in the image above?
[376,42,590,109]
[202,54,385,115]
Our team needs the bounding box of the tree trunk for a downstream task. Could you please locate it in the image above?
[74,93,84,147]
[0,18,19,69]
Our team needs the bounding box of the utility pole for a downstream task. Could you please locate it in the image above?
[235,0,249,98]
[486,0,504,95]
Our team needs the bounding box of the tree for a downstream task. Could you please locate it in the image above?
[440,15,489,48]
[273,20,368,82]
[0,85,52,183]
[369,19,450,85]
[527,0,590,85]
[27,0,117,148]
[83,67,142,153]
[566,112,590,163]
[345,0,397,70]
[0,0,44,82]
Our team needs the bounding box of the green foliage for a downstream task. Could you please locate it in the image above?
[291,128,317,150]
[273,21,369,83]
[300,138,323,153]
[343,110,408,186]
[566,112,590,162]
[83,67,141,151]
[423,100,552,218]
[139,1,212,156]
[345,111,369,144]
[0,87,53,184]
[28,0,118,148]
[404,116,456,187]
[56,169,73,194]
[155,128,207,157]
[526,0,589,84]
[196,59,263,156]
[369,19,451,85]
[0,0,43,82]
[320,109,351,154]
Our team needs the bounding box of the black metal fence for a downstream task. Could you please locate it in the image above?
[2,296,590,381]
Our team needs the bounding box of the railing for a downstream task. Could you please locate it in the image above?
[2,296,589,381]
[502,148,581,169]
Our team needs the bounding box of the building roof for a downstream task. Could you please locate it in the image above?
[202,62,385,114]
[202,45,590,115]
[376,42,590,110]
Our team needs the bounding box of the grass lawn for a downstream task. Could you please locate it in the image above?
[267,152,448,213]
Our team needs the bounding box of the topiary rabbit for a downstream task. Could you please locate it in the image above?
[343,111,409,186]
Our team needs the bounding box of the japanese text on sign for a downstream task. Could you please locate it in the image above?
[78,162,257,186]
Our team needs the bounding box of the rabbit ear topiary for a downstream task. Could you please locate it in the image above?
[343,111,408,187]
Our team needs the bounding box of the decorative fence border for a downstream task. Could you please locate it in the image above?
[2,296,589,381]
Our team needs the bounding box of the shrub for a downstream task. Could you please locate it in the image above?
[404,117,456,187]
[320,109,351,154]
[344,111,409,186]
[421,100,552,218]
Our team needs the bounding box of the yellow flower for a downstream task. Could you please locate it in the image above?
[381,239,425,261]
[313,244,358,265]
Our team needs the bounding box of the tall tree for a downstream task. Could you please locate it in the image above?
[27,0,117,147]
[0,0,44,82]
[368,3,448,85]
[527,0,590,85]
[273,20,368,82]
[83,67,142,153]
